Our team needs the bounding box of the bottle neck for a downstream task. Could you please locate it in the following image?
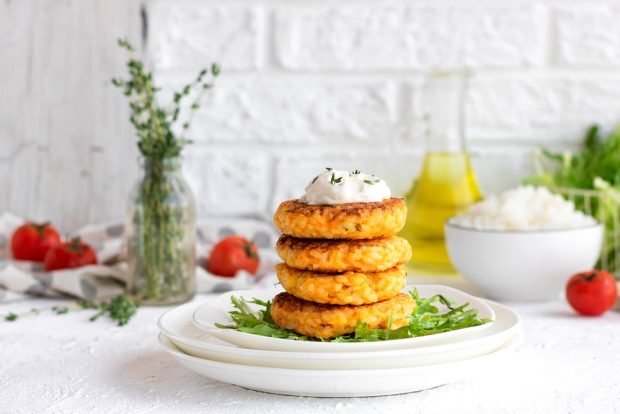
[420,71,468,153]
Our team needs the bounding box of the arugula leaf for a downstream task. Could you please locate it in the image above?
[217,290,490,342]
[215,296,311,340]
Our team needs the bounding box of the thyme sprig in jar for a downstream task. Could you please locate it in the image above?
[112,39,220,305]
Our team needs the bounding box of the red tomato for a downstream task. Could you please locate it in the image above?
[206,236,260,277]
[566,270,617,316]
[11,222,62,261]
[43,238,97,272]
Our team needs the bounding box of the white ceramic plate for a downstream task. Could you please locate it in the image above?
[191,285,496,352]
[160,298,518,370]
[159,331,521,397]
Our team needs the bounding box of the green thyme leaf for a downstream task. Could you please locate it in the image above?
[111,38,219,159]
[3,294,137,326]
[211,63,221,76]
[117,38,134,51]
[52,306,69,315]
[330,173,343,185]
[77,299,97,309]
[197,69,207,81]
[106,295,138,326]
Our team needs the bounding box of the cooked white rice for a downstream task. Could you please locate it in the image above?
[450,186,597,230]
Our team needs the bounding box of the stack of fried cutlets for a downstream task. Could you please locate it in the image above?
[270,198,416,339]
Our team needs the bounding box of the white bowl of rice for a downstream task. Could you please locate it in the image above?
[445,186,603,301]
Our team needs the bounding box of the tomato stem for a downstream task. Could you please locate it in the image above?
[243,240,259,260]
[581,270,599,282]
[67,237,85,254]
[31,222,50,239]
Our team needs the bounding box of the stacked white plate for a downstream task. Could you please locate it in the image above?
[158,285,522,397]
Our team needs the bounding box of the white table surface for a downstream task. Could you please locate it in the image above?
[2,275,620,414]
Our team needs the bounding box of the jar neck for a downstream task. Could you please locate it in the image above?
[420,71,468,153]
[141,157,182,176]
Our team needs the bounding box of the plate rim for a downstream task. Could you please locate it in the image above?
[190,285,498,351]
[159,296,519,360]
[158,330,522,376]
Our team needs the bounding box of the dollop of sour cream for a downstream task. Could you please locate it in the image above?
[300,169,391,205]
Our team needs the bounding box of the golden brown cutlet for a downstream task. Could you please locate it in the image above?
[270,292,415,339]
[273,198,406,240]
[275,263,408,305]
[276,234,411,273]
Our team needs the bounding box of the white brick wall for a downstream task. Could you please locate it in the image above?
[149,3,262,71]
[555,4,620,67]
[184,148,271,217]
[4,0,620,229]
[274,4,548,70]
[191,78,398,144]
[144,0,620,221]
[467,75,620,142]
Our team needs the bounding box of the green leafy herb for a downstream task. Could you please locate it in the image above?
[330,173,343,185]
[52,306,69,315]
[112,38,219,159]
[113,39,220,301]
[351,169,361,175]
[524,124,620,275]
[364,179,374,185]
[216,296,310,340]
[2,294,138,327]
[89,295,138,326]
[216,289,490,342]
[325,167,333,171]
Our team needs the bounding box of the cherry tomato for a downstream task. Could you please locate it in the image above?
[44,238,97,272]
[206,236,260,277]
[11,222,62,261]
[566,270,617,316]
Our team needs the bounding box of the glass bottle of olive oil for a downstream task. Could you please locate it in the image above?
[400,71,482,274]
